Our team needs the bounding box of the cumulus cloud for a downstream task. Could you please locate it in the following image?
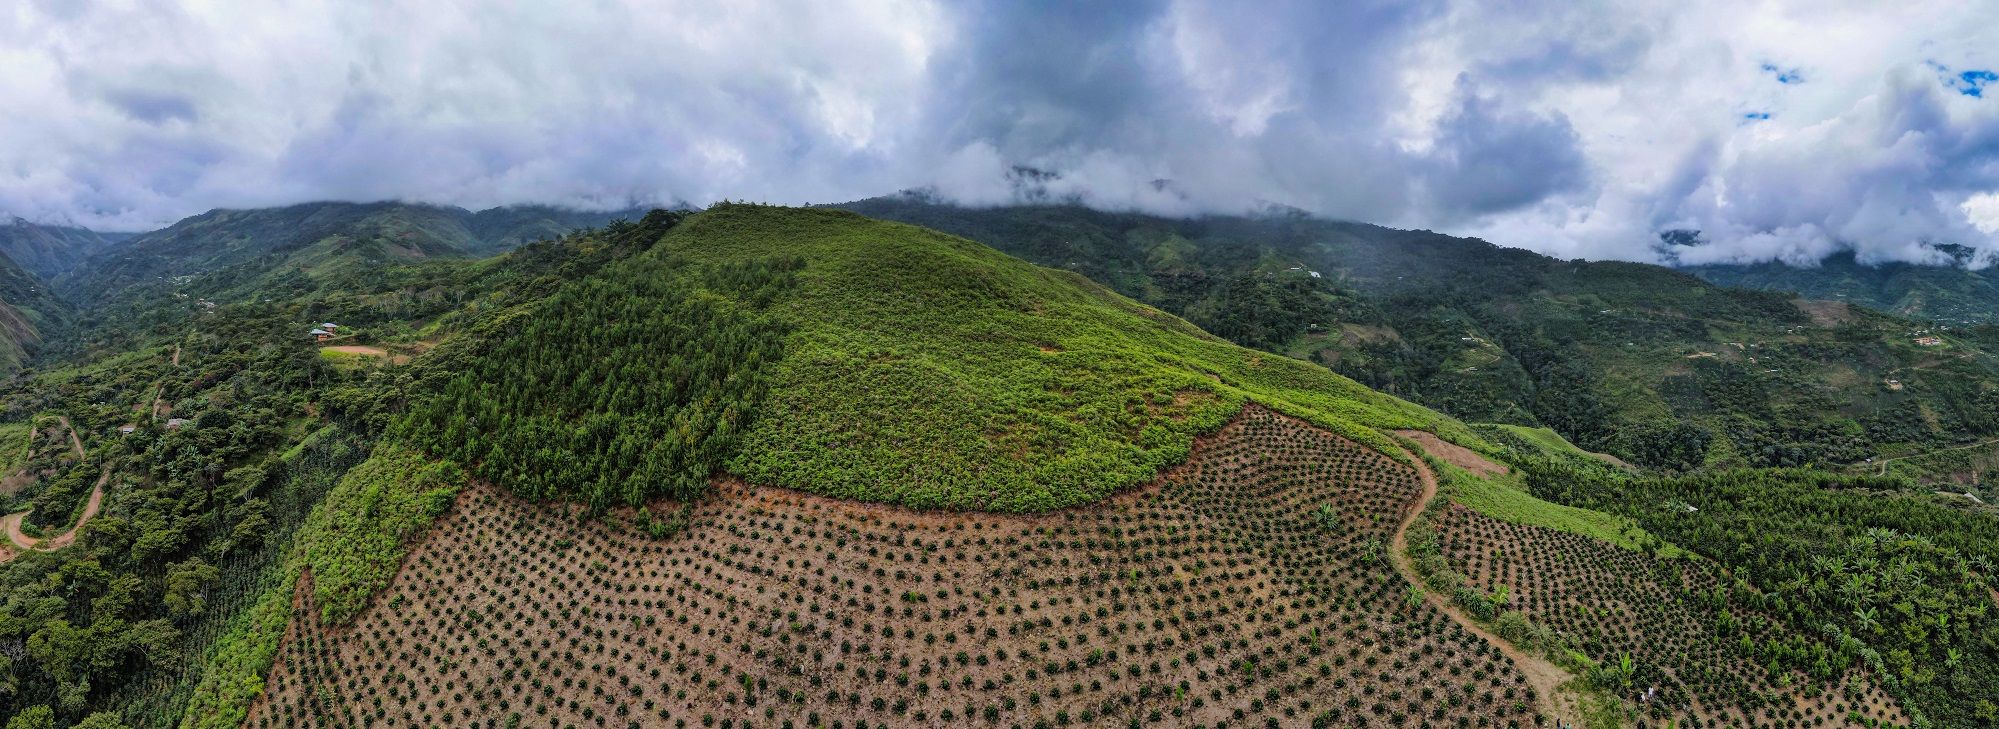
[1,0,1997,268]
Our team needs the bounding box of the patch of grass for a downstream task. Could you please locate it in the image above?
[668,205,1473,511]
[0,421,30,475]
[296,446,462,623]
[1481,423,1608,461]
[1416,440,1686,558]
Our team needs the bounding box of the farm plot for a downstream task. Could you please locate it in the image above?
[1432,505,1906,728]
[247,406,1545,728]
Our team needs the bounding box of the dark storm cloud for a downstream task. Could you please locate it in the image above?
[2,0,1997,265]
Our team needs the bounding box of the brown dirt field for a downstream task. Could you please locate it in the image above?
[1434,505,1907,727]
[1395,430,1509,478]
[247,406,1549,728]
[1794,299,1857,327]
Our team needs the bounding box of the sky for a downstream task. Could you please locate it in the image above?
[4,0,1999,266]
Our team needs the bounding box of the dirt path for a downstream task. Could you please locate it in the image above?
[55,416,83,459]
[170,343,181,367]
[1395,429,1509,477]
[1388,443,1583,725]
[0,417,110,562]
[1,466,109,557]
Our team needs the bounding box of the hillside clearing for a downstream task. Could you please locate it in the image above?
[245,407,1549,728]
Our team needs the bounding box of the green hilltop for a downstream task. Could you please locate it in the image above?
[403,203,1469,512]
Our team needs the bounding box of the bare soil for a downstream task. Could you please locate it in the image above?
[1394,429,1509,477]
[321,344,409,364]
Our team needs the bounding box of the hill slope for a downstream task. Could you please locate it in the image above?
[837,197,1999,477]
[0,251,69,376]
[56,201,645,302]
[0,218,112,278]
[1687,250,1999,325]
[657,205,1458,510]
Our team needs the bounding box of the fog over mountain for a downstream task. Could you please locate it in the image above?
[4,0,1997,265]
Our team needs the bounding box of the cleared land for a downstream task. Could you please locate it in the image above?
[248,407,1548,728]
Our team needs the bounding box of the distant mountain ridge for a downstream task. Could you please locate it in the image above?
[0,218,113,278]
[1685,250,1999,325]
[56,201,647,301]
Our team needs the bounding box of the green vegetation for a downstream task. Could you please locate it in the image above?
[0,207,652,727]
[0,421,32,477]
[842,198,1999,482]
[1530,461,1999,726]
[668,204,1461,511]
[1427,454,1684,558]
[292,447,460,623]
[394,221,794,508]
[1689,247,1999,325]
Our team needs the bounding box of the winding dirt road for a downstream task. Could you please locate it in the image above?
[0,416,109,562]
[1388,441,1584,725]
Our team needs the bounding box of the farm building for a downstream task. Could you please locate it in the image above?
[309,328,331,342]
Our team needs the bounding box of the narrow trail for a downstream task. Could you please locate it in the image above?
[0,416,110,562]
[56,415,83,458]
[170,343,181,367]
[2,466,109,553]
[1388,445,1585,726]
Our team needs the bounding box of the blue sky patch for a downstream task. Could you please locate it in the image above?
[1955,69,1996,97]
[1761,63,1804,84]
[1743,112,1770,120]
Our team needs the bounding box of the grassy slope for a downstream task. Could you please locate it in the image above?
[837,199,1999,477]
[668,205,1469,511]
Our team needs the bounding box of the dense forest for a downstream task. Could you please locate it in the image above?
[1524,457,1999,726]
[394,247,798,509]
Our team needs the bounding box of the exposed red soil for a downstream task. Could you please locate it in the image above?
[1395,429,1509,477]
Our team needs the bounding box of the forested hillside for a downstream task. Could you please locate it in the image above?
[0,250,69,376]
[0,219,111,279]
[838,196,1999,482]
[0,211,668,727]
[1688,249,1999,326]
[54,202,644,303]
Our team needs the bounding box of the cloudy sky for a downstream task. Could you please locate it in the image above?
[5,0,1998,265]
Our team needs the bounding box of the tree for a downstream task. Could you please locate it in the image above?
[4,706,54,729]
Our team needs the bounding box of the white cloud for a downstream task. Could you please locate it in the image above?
[3,0,1998,269]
